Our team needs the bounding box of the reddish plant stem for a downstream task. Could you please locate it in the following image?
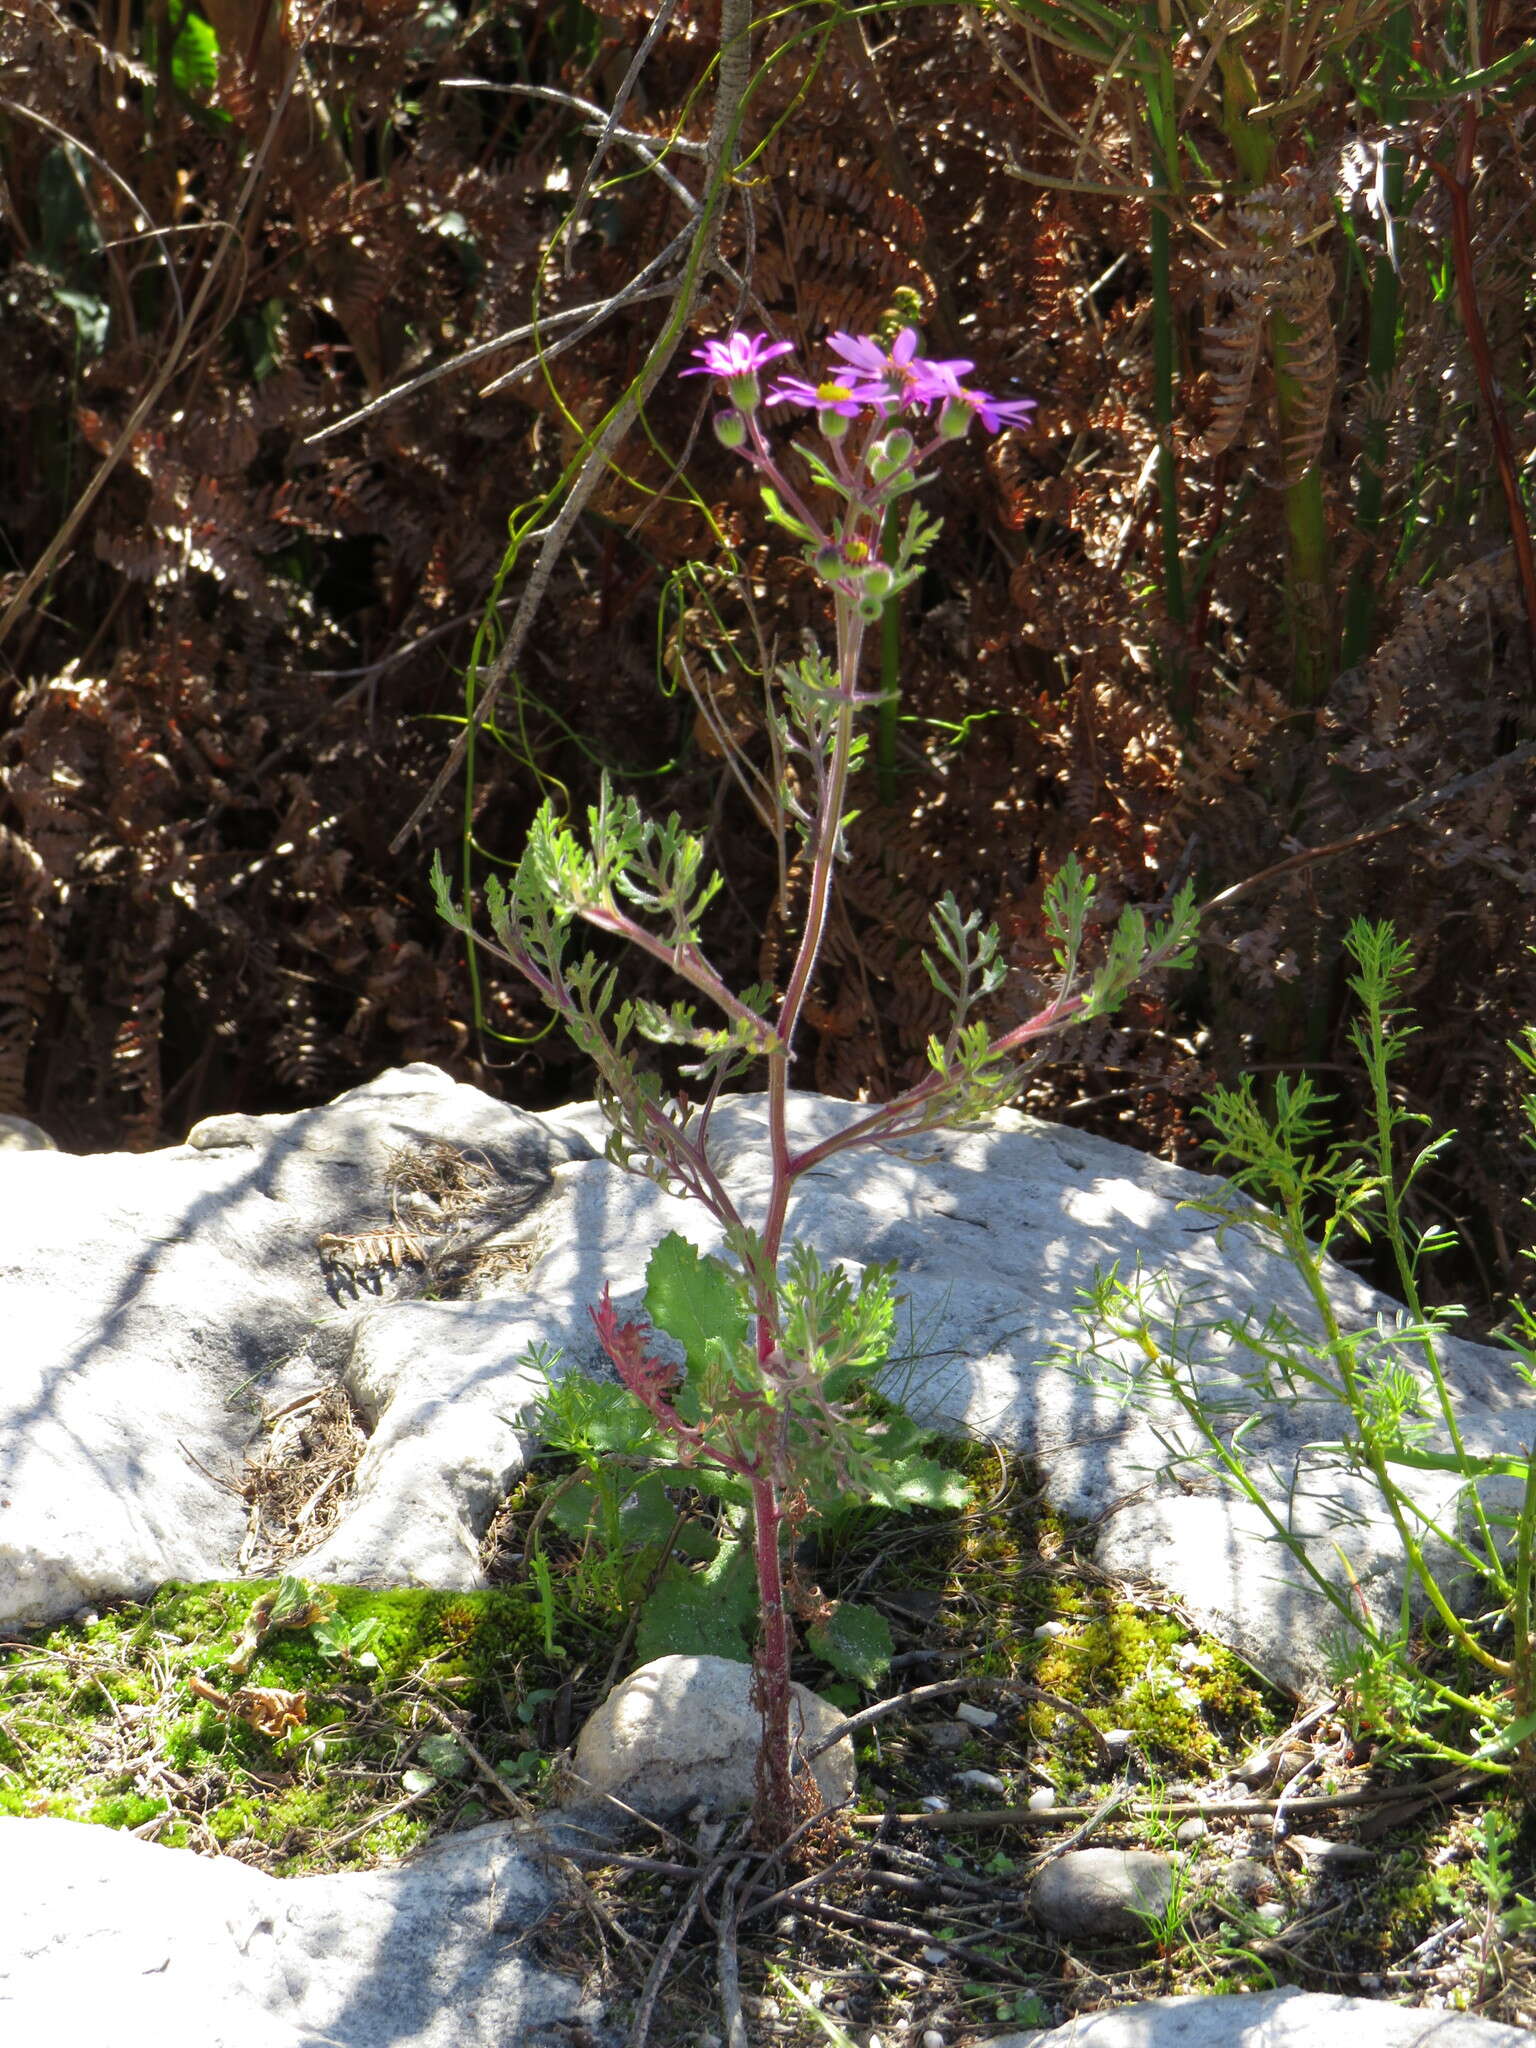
[748,1470,795,1836]
[1431,26,1536,694]
[746,594,872,1843]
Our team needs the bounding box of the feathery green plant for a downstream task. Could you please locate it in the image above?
[1063,918,1536,1798]
[436,321,1197,1842]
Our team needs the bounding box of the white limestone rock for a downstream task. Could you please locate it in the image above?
[983,1988,1534,2047]
[568,1653,856,1819]
[0,1114,54,1152]
[0,1814,601,2047]
[0,1064,590,1623]
[2,1072,1528,1696]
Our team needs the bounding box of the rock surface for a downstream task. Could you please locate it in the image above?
[3,1067,1525,1693]
[3,1068,1532,2048]
[1029,1848,1176,1942]
[568,1652,856,1819]
[0,1813,601,2047]
[986,1988,1535,2046]
[0,1065,590,1621]
[0,1113,53,1151]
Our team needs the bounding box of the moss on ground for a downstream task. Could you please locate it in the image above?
[817,1438,1278,1796]
[0,1581,545,1874]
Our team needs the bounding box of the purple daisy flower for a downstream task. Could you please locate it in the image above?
[678,331,795,379]
[825,327,974,408]
[939,385,1038,436]
[764,373,867,418]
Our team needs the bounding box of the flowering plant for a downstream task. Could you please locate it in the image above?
[434,325,1197,1841]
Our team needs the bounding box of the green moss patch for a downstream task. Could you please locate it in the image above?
[0,1581,547,1875]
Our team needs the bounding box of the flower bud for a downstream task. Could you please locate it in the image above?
[857,595,885,623]
[937,396,973,440]
[860,563,895,602]
[870,429,915,479]
[813,543,845,584]
[818,407,852,443]
[727,372,762,411]
[713,408,748,450]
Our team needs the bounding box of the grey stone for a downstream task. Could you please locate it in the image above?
[3,1073,1529,1692]
[0,1114,54,1151]
[928,1720,969,1752]
[1220,1856,1275,1906]
[0,1813,603,2046]
[0,1064,590,1623]
[983,1988,1535,2047]
[1029,1848,1175,1941]
[568,1653,855,1820]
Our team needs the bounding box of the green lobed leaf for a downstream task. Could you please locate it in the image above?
[646,1232,749,1377]
[806,1601,894,1688]
[864,1451,972,1514]
[636,1547,756,1664]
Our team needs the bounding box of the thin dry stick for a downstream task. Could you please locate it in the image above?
[389,0,755,852]
[627,1862,724,2048]
[716,1861,751,2048]
[0,97,188,331]
[1192,739,1536,920]
[849,1763,1492,1833]
[307,275,683,445]
[0,50,303,655]
[559,0,685,263]
[801,1673,1111,1768]
[441,77,707,159]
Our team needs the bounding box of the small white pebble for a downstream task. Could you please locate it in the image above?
[955,1703,998,1728]
[1032,1620,1067,1639]
[922,1946,949,1966]
[1101,1727,1133,1761]
[1255,1902,1286,1931]
[921,1794,950,1813]
[807,1981,824,2007]
[1176,1816,1208,1845]
[923,2031,946,2048]
[956,1769,1006,1794]
[776,1915,797,1936]
[1027,1786,1057,1812]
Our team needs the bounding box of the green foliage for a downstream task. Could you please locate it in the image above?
[805,1602,894,1689]
[1062,920,1536,1797]
[637,1539,758,1665]
[530,1266,965,1689]
[0,1582,550,1873]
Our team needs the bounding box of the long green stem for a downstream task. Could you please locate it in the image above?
[1340,132,1406,668]
[1272,326,1334,707]
[1138,8,1188,719]
[753,593,867,1839]
[1287,1196,1511,1679]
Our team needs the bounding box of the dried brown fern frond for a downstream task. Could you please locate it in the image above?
[0,825,52,1115]
[747,130,930,344]
[1194,179,1338,479]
